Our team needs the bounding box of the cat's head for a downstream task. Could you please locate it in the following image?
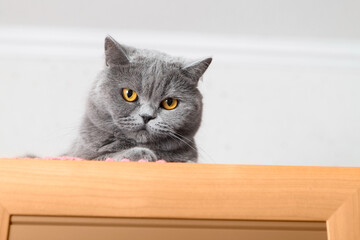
[90,36,212,144]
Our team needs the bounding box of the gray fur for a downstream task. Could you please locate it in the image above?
[66,36,212,162]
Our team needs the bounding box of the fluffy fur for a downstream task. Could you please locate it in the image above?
[66,36,212,162]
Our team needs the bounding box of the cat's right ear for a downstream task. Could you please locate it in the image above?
[105,36,130,67]
[181,57,212,84]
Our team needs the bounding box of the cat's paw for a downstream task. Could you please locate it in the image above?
[112,147,157,162]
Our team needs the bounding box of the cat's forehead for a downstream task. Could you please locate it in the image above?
[106,52,193,101]
[139,59,183,100]
[143,57,179,74]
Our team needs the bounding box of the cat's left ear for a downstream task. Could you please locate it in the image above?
[181,57,212,83]
[105,36,130,66]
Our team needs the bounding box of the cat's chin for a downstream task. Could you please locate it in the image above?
[134,130,150,144]
[130,129,165,144]
[122,129,151,144]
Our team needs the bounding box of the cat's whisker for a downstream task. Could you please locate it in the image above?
[173,132,216,164]
[167,133,197,152]
[157,124,215,164]
[170,132,215,164]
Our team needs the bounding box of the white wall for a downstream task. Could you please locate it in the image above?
[1,0,360,40]
[1,0,360,166]
[1,27,359,166]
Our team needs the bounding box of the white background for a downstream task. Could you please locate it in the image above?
[1,0,360,166]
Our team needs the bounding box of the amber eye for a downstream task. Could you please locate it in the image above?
[161,98,178,110]
[122,88,138,102]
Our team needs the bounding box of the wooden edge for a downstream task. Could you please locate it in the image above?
[0,203,10,240]
[326,190,360,240]
[10,216,326,231]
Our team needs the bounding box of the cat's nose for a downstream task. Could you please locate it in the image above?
[140,114,155,124]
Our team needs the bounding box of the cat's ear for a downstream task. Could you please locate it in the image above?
[181,57,212,83]
[105,36,130,66]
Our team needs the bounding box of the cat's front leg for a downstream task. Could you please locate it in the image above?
[110,147,157,162]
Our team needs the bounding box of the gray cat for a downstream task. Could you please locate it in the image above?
[66,36,212,162]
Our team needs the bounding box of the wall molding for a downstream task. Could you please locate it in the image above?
[1,25,360,68]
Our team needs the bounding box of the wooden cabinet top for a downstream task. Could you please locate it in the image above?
[1,158,360,239]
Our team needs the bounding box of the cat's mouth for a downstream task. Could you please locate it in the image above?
[116,121,159,144]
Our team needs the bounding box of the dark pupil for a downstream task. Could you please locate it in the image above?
[127,89,133,98]
[166,98,173,106]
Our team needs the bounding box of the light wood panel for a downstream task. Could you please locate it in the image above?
[0,158,360,239]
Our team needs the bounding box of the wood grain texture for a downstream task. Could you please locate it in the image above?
[1,158,360,239]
